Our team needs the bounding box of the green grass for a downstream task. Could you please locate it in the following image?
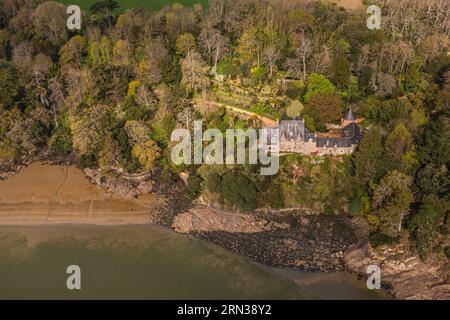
[57,0,207,12]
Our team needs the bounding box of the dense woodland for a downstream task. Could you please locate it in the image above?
[0,0,449,259]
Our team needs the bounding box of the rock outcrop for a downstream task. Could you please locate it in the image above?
[345,242,450,300]
[83,168,153,199]
[175,209,358,272]
[0,156,32,180]
[172,207,275,233]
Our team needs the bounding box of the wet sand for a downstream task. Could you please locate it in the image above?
[0,163,152,225]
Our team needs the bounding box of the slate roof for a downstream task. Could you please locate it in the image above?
[305,132,316,142]
[341,122,361,144]
[316,137,352,148]
[279,120,305,141]
[267,108,360,151]
[315,121,360,148]
[343,108,356,121]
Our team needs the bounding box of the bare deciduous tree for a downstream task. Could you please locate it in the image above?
[286,30,311,81]
[180,50,210,93]
[177,105,195,130]
[134,86,157,111]
[262,44,280,79]
[48,77,66,127]
[370,72,397,98]
[378,41,414,75]
[199,26,229,72]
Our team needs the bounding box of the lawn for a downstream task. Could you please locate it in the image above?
[57,0,208,12]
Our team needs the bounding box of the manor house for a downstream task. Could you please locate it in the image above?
[265,108,361,156]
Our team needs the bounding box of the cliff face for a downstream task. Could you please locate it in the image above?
[344,241,450,300]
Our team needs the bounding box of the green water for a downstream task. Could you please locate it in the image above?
[0,226,385,300]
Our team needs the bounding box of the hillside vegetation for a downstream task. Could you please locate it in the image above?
[57,0,208,12]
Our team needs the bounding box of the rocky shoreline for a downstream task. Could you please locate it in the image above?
[174,206,450,299]
[173,207,358,272]
[0,156,33,180]
[345,239,450,300]
[0,159,448,299]
[174,207,449,299]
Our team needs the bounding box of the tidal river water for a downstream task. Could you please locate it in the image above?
[0,225,387,299]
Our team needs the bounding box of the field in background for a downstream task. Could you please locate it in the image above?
[57,0,207,12]
[325,0,364,11]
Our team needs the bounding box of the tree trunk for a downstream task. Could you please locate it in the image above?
[398,212,405,233]
[302,53,306,82]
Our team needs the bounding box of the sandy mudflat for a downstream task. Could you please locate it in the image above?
[0,163,151,225]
